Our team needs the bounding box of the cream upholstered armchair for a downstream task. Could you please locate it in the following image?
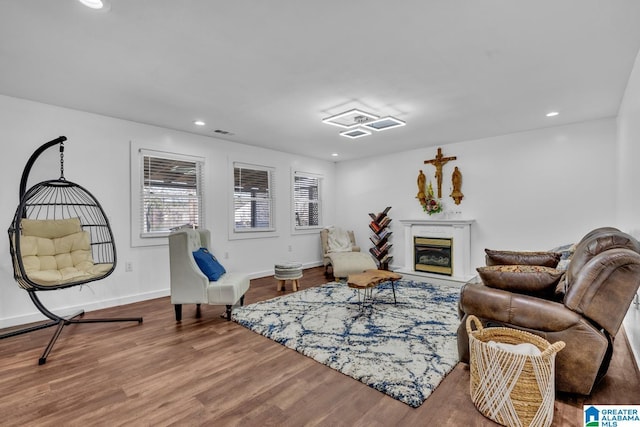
[168,228,250,321]
[320,227,377,278]
[321,228,358,269]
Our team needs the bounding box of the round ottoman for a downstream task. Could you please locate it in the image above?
[275,262,303,291]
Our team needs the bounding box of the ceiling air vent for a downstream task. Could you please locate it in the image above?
[214,129,234,136]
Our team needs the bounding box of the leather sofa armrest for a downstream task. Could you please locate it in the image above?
[564,248,640,336]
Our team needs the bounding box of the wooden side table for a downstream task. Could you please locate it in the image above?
[347,269,402,310]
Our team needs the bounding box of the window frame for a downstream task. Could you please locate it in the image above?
[231,161,276,237]
[292,170,323,233]
[131,146,205,247]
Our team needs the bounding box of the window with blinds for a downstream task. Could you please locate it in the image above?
[233,163,275,232]
[293,172,322,229]
[139,150,204,237]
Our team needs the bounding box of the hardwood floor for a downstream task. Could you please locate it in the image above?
[1,266,638,426]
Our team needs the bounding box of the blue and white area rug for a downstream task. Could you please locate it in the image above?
[232,280,460,407]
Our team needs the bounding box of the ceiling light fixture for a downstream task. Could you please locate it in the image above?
[322,108,405,138]
[546,111,559,117]
[322,109,379,129]
[193,120,206,126]
[340,128,371,139]
[362,116,406,132]
[77,0,111,10]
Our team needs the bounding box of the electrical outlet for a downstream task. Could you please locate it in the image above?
[224,252,229,259]
[125,262,133,272]
[288,245,292,252]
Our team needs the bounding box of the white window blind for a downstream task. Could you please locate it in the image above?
[293,172,322,229]
[233,163,275,232]
[139,150,204,237]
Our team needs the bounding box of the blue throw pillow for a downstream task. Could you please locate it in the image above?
[192,247,226,281]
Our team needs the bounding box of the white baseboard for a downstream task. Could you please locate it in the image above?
[1,262,326,330]
[0,289,170,330]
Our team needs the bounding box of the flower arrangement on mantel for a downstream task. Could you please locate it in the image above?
[422,182,443,215]
[416,170,443,216]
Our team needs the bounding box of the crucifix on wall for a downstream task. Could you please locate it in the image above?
[424,147,456,199]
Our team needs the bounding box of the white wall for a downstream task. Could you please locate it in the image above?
[1,69,633,328]
[617,48,640,236]
[335,118,618,271]
[0,94,336,328]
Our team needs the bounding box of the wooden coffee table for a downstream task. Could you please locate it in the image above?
[347,269,402,311]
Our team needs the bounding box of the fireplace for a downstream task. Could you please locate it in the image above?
[414,237,453,276]
[399,219,474,285]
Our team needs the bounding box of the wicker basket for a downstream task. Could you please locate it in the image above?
[466,315,565,427]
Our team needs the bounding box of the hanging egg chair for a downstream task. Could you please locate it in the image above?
[3,136,142,364]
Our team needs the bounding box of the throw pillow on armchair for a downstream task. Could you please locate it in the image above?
[192,248,226,281]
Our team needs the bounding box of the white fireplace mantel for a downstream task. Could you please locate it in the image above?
[398,219,475,286]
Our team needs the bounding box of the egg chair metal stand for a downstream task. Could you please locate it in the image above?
[2,136,143,364]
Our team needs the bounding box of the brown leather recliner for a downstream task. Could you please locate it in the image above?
[457,227,640,395]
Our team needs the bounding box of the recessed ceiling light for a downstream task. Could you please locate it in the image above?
[546,111,559,117]
[193,120,206,126]
[331,153,339,157]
